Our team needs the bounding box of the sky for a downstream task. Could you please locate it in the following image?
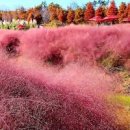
[0,0,129,10]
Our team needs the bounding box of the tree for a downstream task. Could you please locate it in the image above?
[124,3,130,18]
[67,9,75,23]
[95,6,105,17]
[48,3,60,21]
[27,8,34,22]
[34,9,42,25]
[57,8,67,23]
[11,11,19,20]
[27,12,34,22]
[128,4,130,18]
[18,7,27,20]
[7,12,13,22]
[18,11,27,20]
[84,2,95,21]
[118,2,127,22]
[35,1,45,11]
[74,8,84,24]
[0,12,2,20]
[107,0,118,16]
[102,6,107,17]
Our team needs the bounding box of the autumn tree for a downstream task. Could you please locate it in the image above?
[18,7,27,20]
[95,6,105,17]
[27,7,43,25]
[35,1,45,10]
[67,9,75,23]
[27,12,34,22]
[11,11,19,20]
[124,3,130,18]
[7,12,13,22]
[48,3,60,21]
[57,8,66,22]
[0,12,2,20]
[107,0,118,16]
[118,2,127,22]
[33,8,42,25]
[84,2,95,21]
[74,8,84,24]
[128,4,130,18]
[27,8,34,22]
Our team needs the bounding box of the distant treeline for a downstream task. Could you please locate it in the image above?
[0,1,129,25]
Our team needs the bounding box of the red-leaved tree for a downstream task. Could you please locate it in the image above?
[107,0,118,16]
[118,2,127,22]
[125,3,130,18]
[84,2,95,21]
[95,6,105,17]
[67,9,75,23]
[74,8,84,24]
[57,8,67,23]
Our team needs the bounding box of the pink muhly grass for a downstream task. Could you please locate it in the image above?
[0,24,129,129]
[19,24,130,68]
[0,60,119,130]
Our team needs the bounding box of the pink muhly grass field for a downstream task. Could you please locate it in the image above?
[0,24,129,129]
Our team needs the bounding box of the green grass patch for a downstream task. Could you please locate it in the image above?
[112,94,130,107]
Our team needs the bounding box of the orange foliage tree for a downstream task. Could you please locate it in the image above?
[27,13,34,22]
[124,3,130,18]
[84,2,95,21]
[118,2,127,22]
[107,0,118,16]
[57,8,66,22]
[0,12,2,20]
[27,8,34,22]
[67,9,75,23]
[48,3,60,21]
[11,11,19,20]
[95,6,105,17]
[128,4,130,18]
[18,8,27,20]
[74,8,84,24]
[33,8,42,25]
